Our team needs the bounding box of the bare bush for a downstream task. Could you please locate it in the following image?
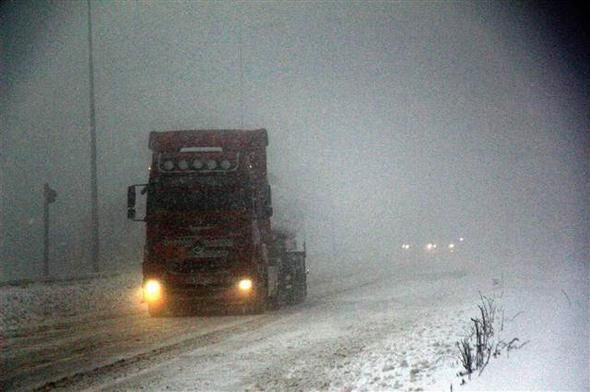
[474,294,496,373]
[456,337,474,376]
[455,290,524,381]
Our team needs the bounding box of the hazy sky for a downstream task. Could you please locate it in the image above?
[1,1,588,279]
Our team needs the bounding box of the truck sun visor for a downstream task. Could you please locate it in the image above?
[180,147,223,153]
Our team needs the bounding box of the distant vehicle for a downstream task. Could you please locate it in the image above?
[401,238,465,255]
[127,129,307,316]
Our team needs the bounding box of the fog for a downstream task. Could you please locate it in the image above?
[1,1,588,281]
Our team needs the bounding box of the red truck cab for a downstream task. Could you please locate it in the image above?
[128,129,279,316]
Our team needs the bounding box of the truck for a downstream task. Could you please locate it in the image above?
[127,129,307,316]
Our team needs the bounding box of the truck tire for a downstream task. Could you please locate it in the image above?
[287,275,306,305]
[241,275,268,314]
[250,298,266,314]
[242,295,266,314]
[294,277,307,304]
[148,302,166,317]
[286,254,307,305]
[267,292,281,310]
[250,282,268,314]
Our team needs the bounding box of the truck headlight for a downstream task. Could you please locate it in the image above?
[238,278,253,291]
[144,279,162,302]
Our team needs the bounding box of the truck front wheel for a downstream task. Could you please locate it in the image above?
[247,277,268,314]
[148,301,167,317]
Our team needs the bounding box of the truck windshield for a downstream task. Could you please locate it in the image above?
[147,186,251,212]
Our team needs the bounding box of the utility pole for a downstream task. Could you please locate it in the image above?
[87,0,99,273]
[238,16,244,129]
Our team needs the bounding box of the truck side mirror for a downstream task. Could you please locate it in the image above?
[128,185,136,205]
[265,206,273,217]
[127,185,135,219]
[127,184,148,221]
[127,185,137,220]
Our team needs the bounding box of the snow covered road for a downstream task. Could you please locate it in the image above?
[98,269,476,392]
[2,254,588,391]
[1,260,474,391]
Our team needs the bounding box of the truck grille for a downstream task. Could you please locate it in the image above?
[169,258,231,274]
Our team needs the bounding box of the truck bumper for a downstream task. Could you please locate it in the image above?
[167,285,255,306]
[142,267,260,309]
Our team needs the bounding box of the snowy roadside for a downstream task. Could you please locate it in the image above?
[461,257,589,391]
[273,275,481,392]
[0,266,145,336]
[321,256,589,391]
[0,254,376,337]
[2,254,587,391]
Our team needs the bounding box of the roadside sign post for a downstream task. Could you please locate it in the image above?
[43,183,57,277]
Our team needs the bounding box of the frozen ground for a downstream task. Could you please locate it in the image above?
[0,269,144,335]
[461,255,589,391]
[1,253,588,391]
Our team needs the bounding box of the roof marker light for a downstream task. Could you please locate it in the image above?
[207,159,217,170]
[221,159,231,170]
[178,159,188,170]
[193,159,203,169]
[162,160,174,171]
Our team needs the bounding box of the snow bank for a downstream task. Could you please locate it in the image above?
[324,255,589,391]
[464,257,589,391]
[0,267,144,335]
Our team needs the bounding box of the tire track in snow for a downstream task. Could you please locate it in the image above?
[16,316,272,392]
[4,268,393,391]
[97,269,473,391]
